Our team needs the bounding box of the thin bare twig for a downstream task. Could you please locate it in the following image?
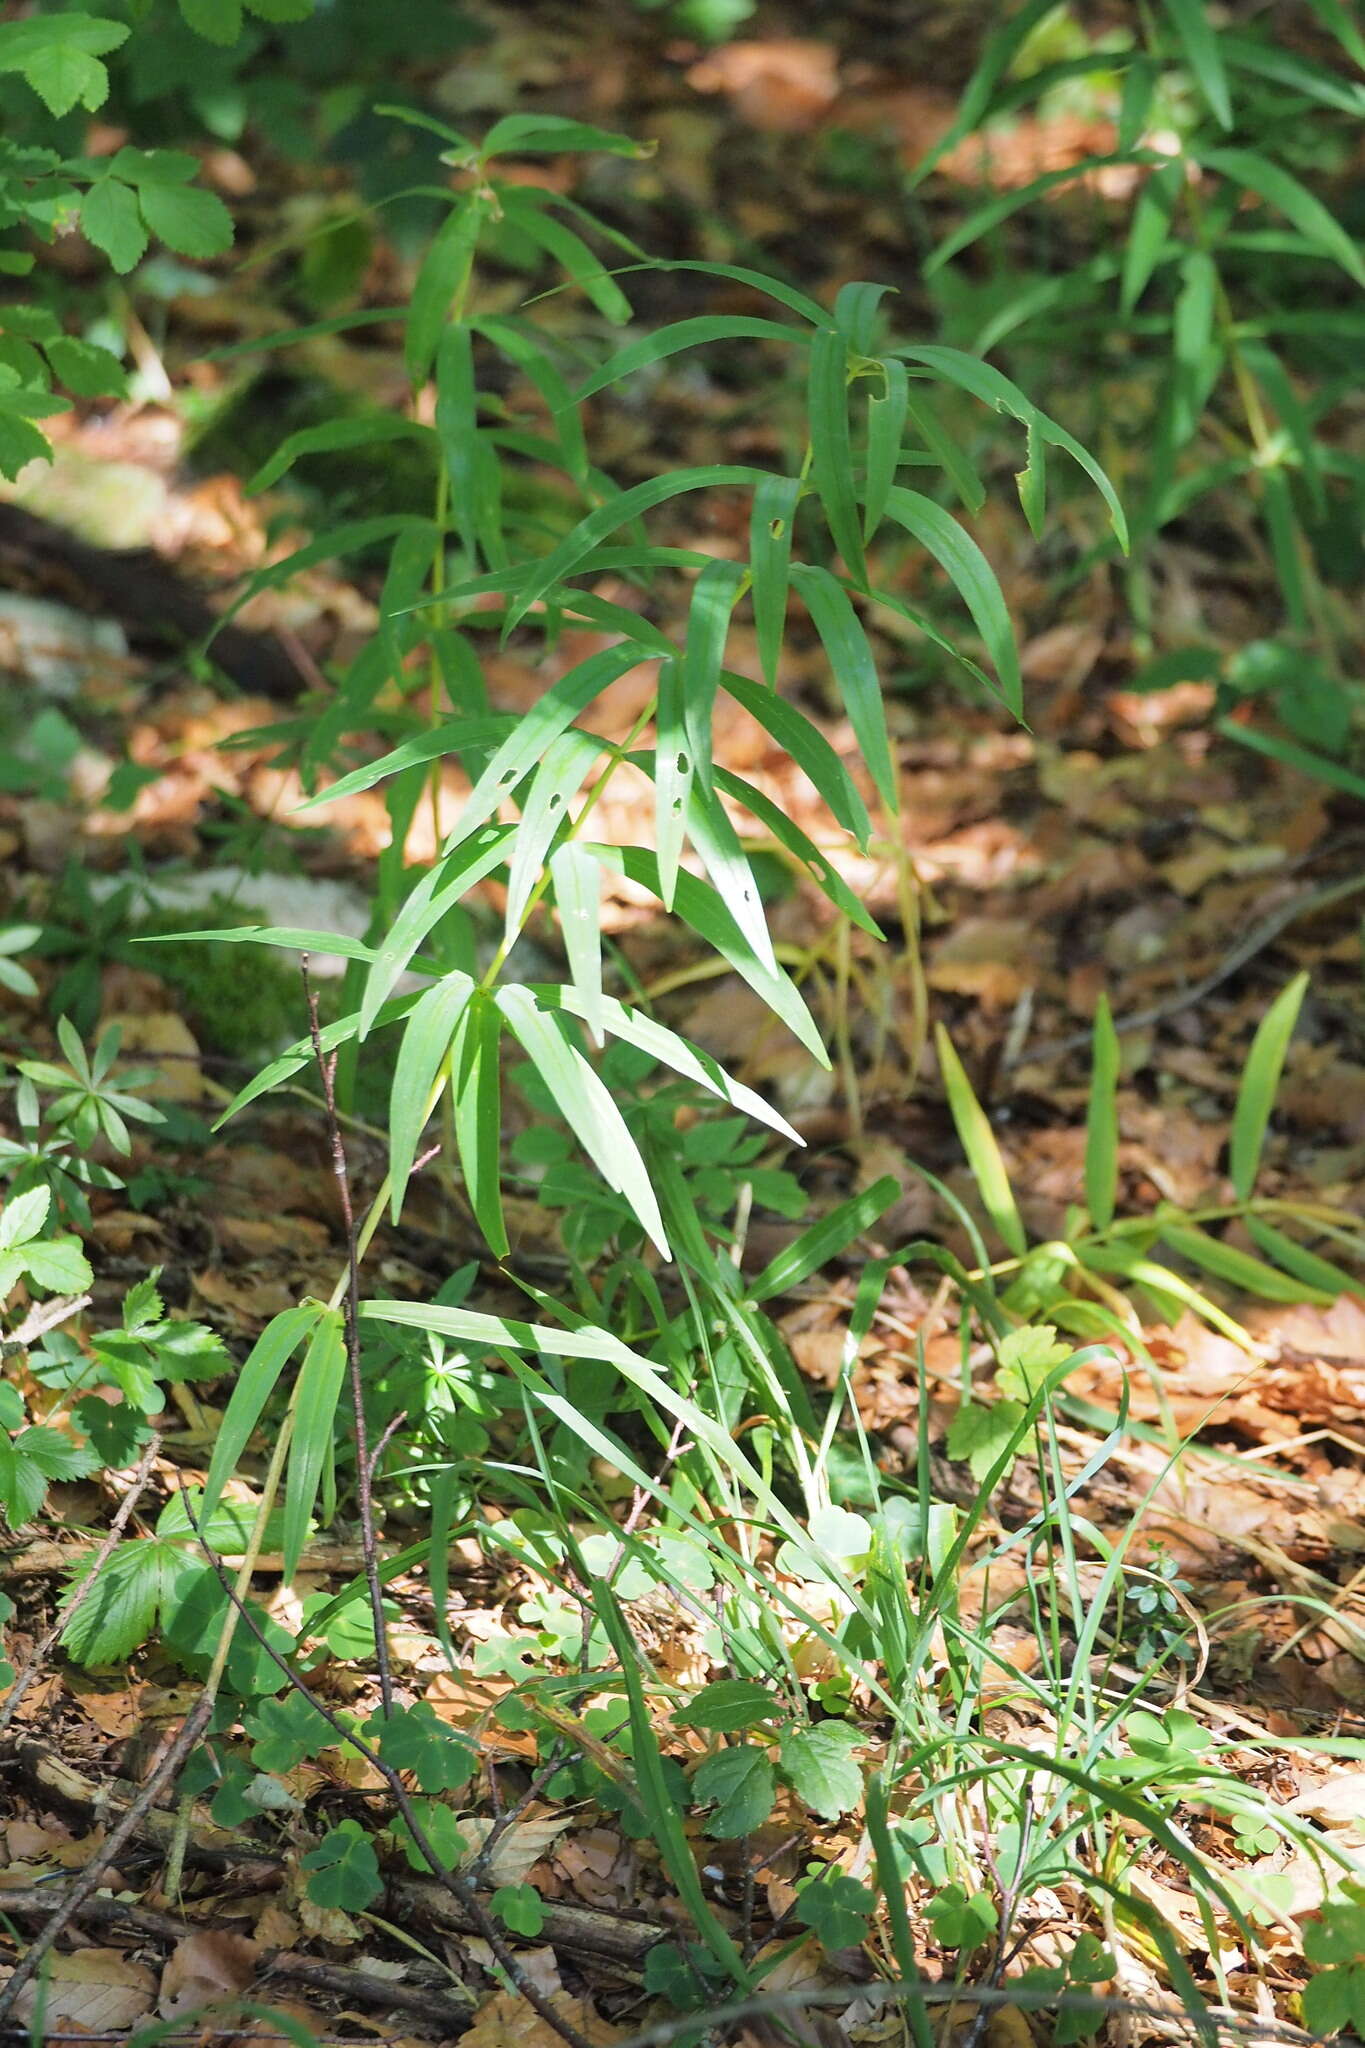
[0,1433,161,1739]
[303,957,392,1716]
[0,1291,90,1356]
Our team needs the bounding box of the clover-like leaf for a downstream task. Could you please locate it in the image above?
[364,1700,478,1792]
[796,1871,876,1951]
[300,1819,382,1911]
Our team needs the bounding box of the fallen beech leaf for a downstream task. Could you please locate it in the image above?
[456,1811,575,1887]
[10,1946,156,2032]
[159,1928,260,2018]
[461,1986,621,2048]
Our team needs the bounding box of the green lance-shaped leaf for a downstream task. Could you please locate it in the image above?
[935,1024,1027,1258]
[1085,993,1121,1232]
[749,473,802,689]
[890,345,1128,551]
[904,0,1064,189]
[864,355,908,542]
[406,195,484,387]
[451,992,507,1258]
[497,191,632,324]
[685,780,776,974]
[900,373,985,517]
[678,556,745,801]
[790,563,897,815]
[530,983,802,1144]
[388,971,475,1223]
[1121,157,1184,314]
[359,822,516,1039]
[504,727,606,939]
[1157,1220,1332,1304]
[549,841,604,1047]
[496,984,669,1257]
[1200,147,1365,286]
[807,324,868,589]
[654,656,691,912]
[589,844,827,1065]
[572,315,808,404]
[720,668,872,848]
[283,1311,346,1580]
[480,112,651,160]
[248,416,435,496]
[1162,0,1233,127]
[883,486,1022,720]
[711,765,884,939]
[1230,971,1308,1201]
[199,1303,324,1526]
[503,466,769,634]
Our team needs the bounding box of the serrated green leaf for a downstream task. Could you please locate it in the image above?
[779,1721,862,1818]
[694,1745,775,1838]
[674,1679,778,1733]
[60,1538,198,1665]
[946,1399,1026,1484]
[80,180,147,274]
[1230,972,1308,1200]
[0,15,127,116]
[138,180,233,260]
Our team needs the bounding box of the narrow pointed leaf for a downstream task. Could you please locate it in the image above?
[712,765,884,938]
[750,1175,899,1302]
[362,1296,656,1366]
[388,972,475,1222]
[721,667,871,848]
[1163,0,1232,127]
[531,983,803,1144]
[935,1024,1027,1257]
[498,193,631,323]
[360,823,515,1038]
[1121,157,1184,313]
[496,984,670,1257]
[248,417,434,496]
[679,557,744,800]
[442,642,645,862]
[1200,147,1365,285]
[833,280,892,354]
[451,994,507,1257]
[504,728,605,938]
[505,466,767,632]
[572,316,806,403]
[587,844,827,1066]
[1246,1217,1359,1296]
[293,718,516,809]
[686,780,776,973]
[808,326,868,588]
[749,473,801,688]
[900,377,984,516]
[1158,1220,1331,1304]
[884,486,1022,719]
[865,356,909,539]
[200,1304,323,1526]
[654,656,691,910]
[790,564,897,814]
[550,841,604,1045]
[283,1313,347,1580]
[1085,994,1120,1231]
[1230,972,1308,1200]
[406,196,482,386]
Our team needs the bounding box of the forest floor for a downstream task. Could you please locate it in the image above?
[0,4,1362,2045]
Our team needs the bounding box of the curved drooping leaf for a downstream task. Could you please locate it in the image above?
[883,487,1023,719]
[388,971,476,1222]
